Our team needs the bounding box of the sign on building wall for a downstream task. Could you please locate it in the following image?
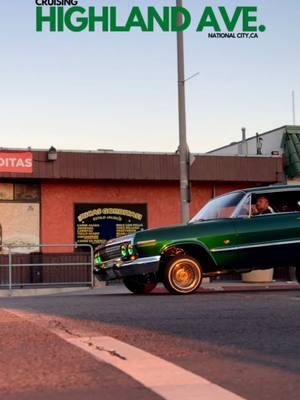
[0,183,40,254]
[75,204,148,246]
[0,203,40,253]
[0,152,33,173]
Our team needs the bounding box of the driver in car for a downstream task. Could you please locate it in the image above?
[252,196,274,215]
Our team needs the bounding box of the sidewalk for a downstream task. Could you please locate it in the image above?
[0,281,298,297]
[197,280,300,294]
[0,287,89,298]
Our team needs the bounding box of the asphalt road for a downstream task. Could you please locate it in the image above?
[0,286,299,400]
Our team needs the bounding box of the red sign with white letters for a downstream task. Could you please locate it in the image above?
[0,152,33,173]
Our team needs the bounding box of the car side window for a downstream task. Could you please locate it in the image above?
[251,190,300,217]
[235,195,251,218]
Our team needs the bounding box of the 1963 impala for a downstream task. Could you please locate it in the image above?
[94,185,300,295]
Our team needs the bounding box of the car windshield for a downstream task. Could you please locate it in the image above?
[190,191,245,222]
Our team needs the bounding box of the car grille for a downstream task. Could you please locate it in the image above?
[99,244,121,261]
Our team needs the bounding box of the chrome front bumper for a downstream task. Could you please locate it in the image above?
[94,256,161,281]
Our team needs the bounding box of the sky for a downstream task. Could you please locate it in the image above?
[0,0,300,153]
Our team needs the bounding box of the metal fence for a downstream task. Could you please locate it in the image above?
[0,244,94,291]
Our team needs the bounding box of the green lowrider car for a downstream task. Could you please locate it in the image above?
[94,185,300,295]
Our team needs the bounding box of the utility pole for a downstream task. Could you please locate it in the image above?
[292,90,296,125]
[176,0,189,223]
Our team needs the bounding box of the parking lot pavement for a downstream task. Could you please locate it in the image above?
[1,288,299,400]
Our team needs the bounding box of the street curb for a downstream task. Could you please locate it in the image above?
[0,287,91,298]
[153,283,300,295]
[198,284,300,294]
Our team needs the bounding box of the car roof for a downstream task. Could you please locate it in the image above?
[237,184,300,195]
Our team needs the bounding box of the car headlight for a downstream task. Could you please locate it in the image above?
[120,244,128,258]
[127,244,135,256]
[94,254,102,264]
[120,243,136,259]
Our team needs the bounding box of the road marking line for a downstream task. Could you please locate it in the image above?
[4,309,245,400]
[65,335,245,400]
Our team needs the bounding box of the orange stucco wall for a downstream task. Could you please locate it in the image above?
[40,180,247,252]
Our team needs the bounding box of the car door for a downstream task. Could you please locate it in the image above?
[194,218,241,268]
[232,190,300,268]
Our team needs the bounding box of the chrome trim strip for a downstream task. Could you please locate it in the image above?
[122,255,161,267]
[105,236,134,247]
[211,239,300,253]
[95,255,161,270]
[136,240,157,246]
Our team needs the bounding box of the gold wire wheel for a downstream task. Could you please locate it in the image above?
[168,257,202,293]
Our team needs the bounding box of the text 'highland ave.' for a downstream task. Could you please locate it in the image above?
[36,3,266,36]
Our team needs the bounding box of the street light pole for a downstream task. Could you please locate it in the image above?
[176,0,189,223]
